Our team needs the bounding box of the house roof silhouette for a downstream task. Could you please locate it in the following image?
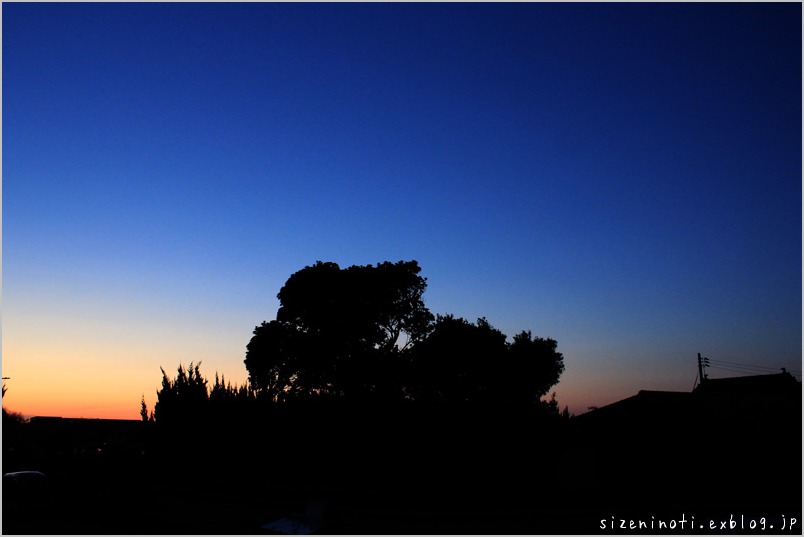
[575,370,801,428]
[566,370,802,514]
[693,371,800,395]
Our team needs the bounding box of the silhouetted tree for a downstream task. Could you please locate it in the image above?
[2,383,26,426]
[507,330,565,404]
[153,363,259,428]
[2,407,26,426]
[145,263,570,499]
[409,316,565,412]
[208,372,257,423]
[245,260,434,402]
[140,396,149,422]
[545,391,560,414]
[245,260,566,415]
[209,372,253,403]
[153,362,210,427]
[408,315,507,408]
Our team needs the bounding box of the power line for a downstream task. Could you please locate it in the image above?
[707,365,758,375]
[698,353,800,383]
[708,358,794,374]
[708,363,772,373]
[707,364,800,378]
[708,360,778,371]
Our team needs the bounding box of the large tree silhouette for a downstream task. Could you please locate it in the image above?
[244,260,565,412]
[407,315,507,408]
[244,260,434,402]
[408,315,565,411]
[507,329,565,404]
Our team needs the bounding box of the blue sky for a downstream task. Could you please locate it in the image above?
[3,2,801,418]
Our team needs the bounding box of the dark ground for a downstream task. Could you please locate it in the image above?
[3,405,801,534]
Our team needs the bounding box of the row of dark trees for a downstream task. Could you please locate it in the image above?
[143,260,570,498]
[144,363,261,435]
[243,260,566,410]
[149,260,568,426]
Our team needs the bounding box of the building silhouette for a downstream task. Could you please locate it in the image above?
[563,360,801,526]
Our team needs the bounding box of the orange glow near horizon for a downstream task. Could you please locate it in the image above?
[3,297,661,421]
[2,312,253,420]
[2,358,620,421]
[3,320,645,421]
[2,351,162,420]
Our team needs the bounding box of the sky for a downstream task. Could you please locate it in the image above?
[3,2,801,419]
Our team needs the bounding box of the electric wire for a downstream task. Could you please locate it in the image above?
[709,366,768,376]
[707,358,796,373]
[708,361,780,372]
[711,363,801,376]
[708,364,779,375]
[699,355,801,382]
[708,365,796,376]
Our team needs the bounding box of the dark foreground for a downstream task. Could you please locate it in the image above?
[9,455,798,535]
[3,402,801,534]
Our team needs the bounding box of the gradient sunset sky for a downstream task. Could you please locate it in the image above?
[3,2,801,420]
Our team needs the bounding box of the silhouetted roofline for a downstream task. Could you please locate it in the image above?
[694,371,801,394]
[575,372,801,421]
[574,389,692,421]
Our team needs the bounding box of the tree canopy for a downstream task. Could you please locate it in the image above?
[146,261,567,504]
[408,315,565,412]
[244,260,565,412]
[244,260,434,401]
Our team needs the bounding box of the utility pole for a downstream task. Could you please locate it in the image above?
[697,353,709,385]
